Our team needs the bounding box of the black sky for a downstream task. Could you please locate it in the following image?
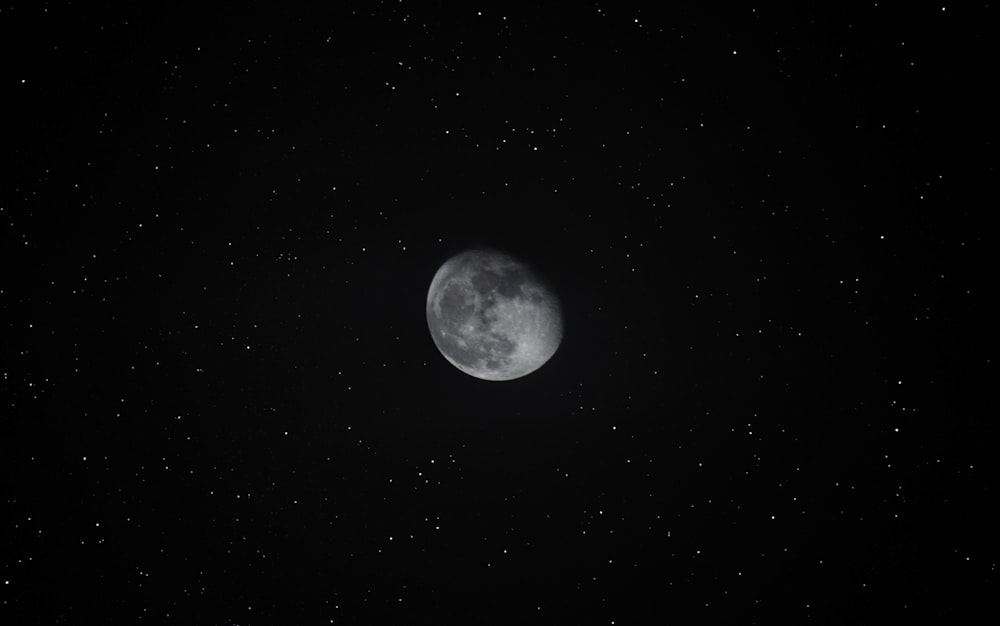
[3,2,996,624]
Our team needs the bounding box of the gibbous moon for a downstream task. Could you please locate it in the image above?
[426,249,563,381]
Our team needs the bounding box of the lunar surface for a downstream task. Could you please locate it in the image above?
[426,249,563,381]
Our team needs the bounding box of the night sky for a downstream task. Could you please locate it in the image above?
[3,3,996,623]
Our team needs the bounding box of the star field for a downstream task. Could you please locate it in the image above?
[2,3,995,624]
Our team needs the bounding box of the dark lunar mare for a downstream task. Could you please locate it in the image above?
[471,266,530,300]
[439,283,476,325]
[432,278,518,367]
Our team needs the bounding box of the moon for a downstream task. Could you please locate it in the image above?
[426,249,563,381]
